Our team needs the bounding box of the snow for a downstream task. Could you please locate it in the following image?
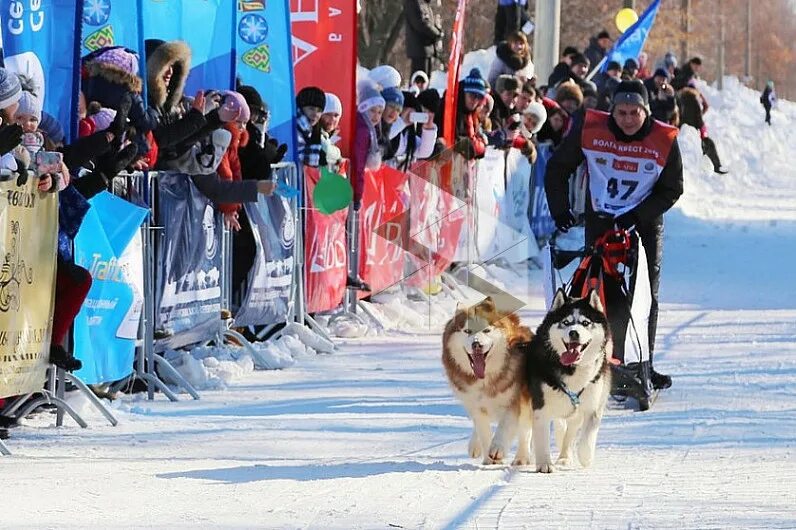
[4,77,796,529]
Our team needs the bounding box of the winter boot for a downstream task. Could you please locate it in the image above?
[49,345,83,372]
[346,275,371,292]
[611,362,654,411]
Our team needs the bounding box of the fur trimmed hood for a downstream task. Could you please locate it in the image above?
[146,40,191,111]
[495,42,530,72]
[83,60,143,93]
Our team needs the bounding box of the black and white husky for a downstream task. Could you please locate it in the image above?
[521,289,612,473]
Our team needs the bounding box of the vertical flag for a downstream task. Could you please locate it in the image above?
[0,0,83,142]
[290,0,356,158]
[80,0,141,55]
[141,0,236,93]
[236,0,295,163]
[443,0,467,148]
[601,0,662,72]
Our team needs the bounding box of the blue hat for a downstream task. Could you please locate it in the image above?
[461,68,487,99]
[381,86,404,108]
[653,68,670,80]
[0,68,22,110]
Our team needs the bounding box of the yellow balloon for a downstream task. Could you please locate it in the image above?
[615,8,639,33]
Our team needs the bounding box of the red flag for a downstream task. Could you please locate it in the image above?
[290,1,357,158]
[443,0,467,148]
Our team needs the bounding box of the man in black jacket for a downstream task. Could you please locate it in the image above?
[404,0,444,78]
[545,80,683,401]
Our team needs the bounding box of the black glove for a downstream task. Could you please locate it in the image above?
[554,211,576,233]
[0,124,24,156]
[615,212,637,230]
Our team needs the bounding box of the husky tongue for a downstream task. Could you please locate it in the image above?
[560,344,581,366]
[470,352,487,379]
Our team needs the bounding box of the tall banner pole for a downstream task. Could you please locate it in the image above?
[443,0,467,149]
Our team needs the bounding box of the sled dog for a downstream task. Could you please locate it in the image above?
[442,297,534,465]
[522,289,612,473]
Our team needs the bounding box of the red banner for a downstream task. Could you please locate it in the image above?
[290,1,357,158]
[304,167,348,313]
[358,165,409,296]
[443,0,467,147]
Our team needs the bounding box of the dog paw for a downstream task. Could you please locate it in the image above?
[488,443,505,463]
[482,455,503,465]
[536,463,556,473]
[468,438,482,459]
[511,455,531,467]
[555,457,573,468]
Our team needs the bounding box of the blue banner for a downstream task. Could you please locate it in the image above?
[602,0,662,72]
[141,0,236,94]
[73,192,148,385]
[530,143,556,241]
[0,0,83,142]
[235,0,296,163]
[80,0,141,55]
[155,174,224,352]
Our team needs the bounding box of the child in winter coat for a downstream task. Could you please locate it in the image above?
[295,86,326,168]
[353,81,386,210]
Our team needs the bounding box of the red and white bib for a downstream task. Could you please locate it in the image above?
[581,110,678,216]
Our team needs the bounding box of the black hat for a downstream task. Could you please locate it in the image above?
[563,46,579,58]
[296,86,325,110]
[402,90,418,111]
[237,84,265,112]
[416,88,441,114]
[624,58,639,71]
[612,79,650,115]
[570,53,590,67]
[606,61,622,72]
[597,30,611,40]
[653,68,670,80]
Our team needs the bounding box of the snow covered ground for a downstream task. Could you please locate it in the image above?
[3,79,796,529]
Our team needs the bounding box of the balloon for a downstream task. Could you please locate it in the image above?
[313,166,353,215]
[615,8,639,33]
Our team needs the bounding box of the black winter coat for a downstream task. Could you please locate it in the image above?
[494,2,530,45]
[404,0,443,59]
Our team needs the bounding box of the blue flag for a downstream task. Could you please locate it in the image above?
[73,192,148,385]
[0,0,83,142]
[235,0,296,164]
[141,0,236,94]
[602,0,662,72]
[80,0,141,55]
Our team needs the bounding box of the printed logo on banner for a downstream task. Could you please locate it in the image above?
[0,222,33,313]
[238,0,265,11]
[202,205,219,260]
[239,13,268,44]
[83,0,111,26]
[242,45,271,72]
[84,25,115,51]
[281,201,295,250]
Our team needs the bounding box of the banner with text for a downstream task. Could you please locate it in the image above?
[0,179,58,398]
[73,192,147,385]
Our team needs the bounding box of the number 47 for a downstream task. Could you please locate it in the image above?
[607,178,638,200]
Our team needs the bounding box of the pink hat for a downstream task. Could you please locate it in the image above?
[222,91,251,123]
[91,107,117,132]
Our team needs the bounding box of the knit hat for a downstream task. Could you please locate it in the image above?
[369,64,402,90]
[323,92,343,115]
[612,79,650,115]
[222,91,251,123]
[88,46,140,77]
[523,101,547,134]
[0,69,22,110]
[296,86,326,110]
[17,91,42,121]
[357,80,386,112]
[461,68,488,99]
[91,107,117,132]
[411,70,429,86]
[597,30,611,40]
[237,85,268,111]
[624,58,639,71]
[653,68,670,80]
[381,86,404,108]
[496,75,520,94]
[416,88,441,114]
[555,81,584,107]
[606,61,622,73]
[570,53,590,67]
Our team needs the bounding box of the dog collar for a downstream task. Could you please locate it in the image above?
[558,383,583,408]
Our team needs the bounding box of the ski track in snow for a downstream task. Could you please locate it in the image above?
[4,78,796,528]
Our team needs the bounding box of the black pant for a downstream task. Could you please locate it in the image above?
[764,105,772,125]
[702,137,723,172]
[582,215,663,364]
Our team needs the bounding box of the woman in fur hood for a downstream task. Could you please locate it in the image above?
[488,31,534,89]
[144,39,240,166]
